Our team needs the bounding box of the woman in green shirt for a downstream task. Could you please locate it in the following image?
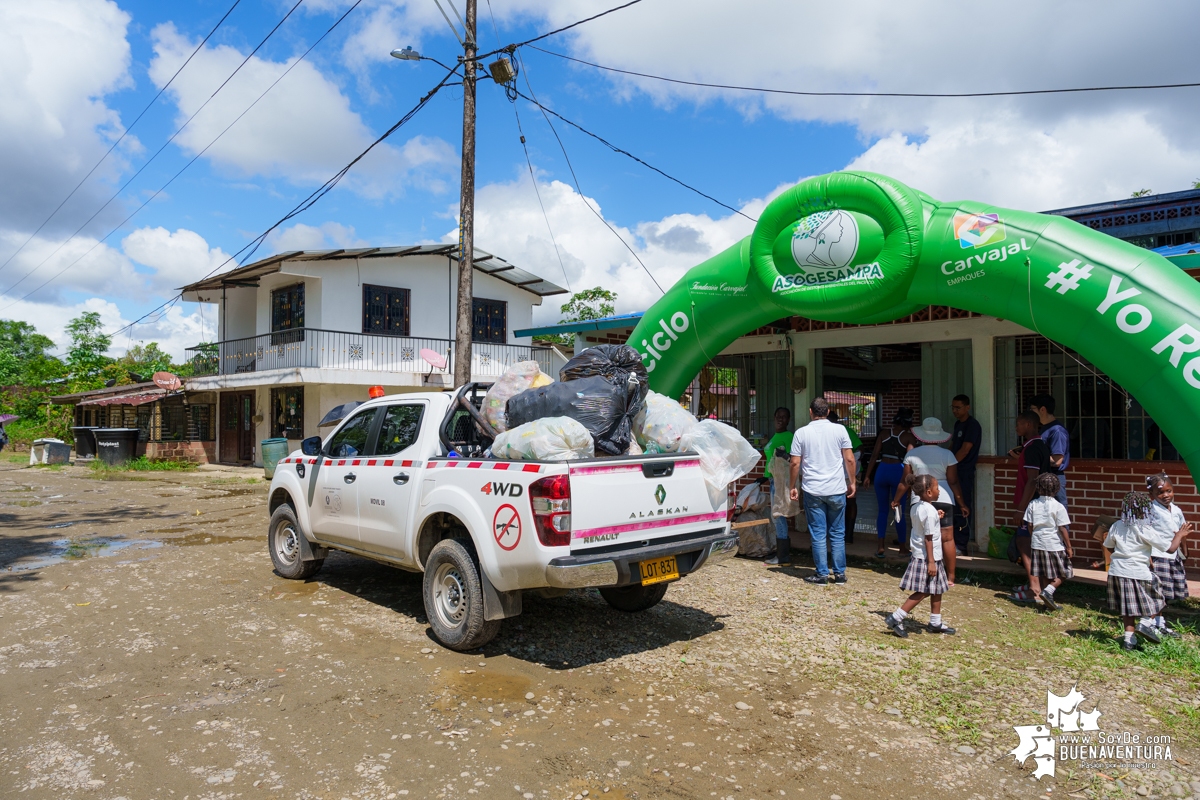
[763,407,795,565]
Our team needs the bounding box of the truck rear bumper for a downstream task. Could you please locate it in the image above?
[544,528,738,589]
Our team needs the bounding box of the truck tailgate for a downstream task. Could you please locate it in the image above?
[568,455,725,552]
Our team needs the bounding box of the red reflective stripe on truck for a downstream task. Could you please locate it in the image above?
[383,459,394,467]
[493,462,509,471]
[522,464,541,473]
[467,462,482,468]
[570,463,642,476]
[572,511,727,540]
[367,459,377,466]
[324,460,332,466]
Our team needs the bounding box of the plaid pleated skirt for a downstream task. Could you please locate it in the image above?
[1030,548,1074,582]
[900,556,949,595]
[1152,554,1191,601]
[1106,574,1165,617]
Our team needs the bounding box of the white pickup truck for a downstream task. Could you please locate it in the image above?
[265,384,739,650]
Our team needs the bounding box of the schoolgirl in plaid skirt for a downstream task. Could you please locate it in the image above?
[885,475,954,638]
[1146,474,1192,624]
[1104,491,1190,650]
[1025,473,1074,611]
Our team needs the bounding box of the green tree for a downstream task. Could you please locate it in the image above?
[1131,189,1153,198]
[64,312,113,391]
[1193,179,1200,190]
[119,341,174,379]
[535,287,618,346]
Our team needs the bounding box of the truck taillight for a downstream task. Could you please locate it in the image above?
[529,474,571,547]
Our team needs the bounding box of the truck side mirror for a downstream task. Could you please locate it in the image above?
[301,436,322,456]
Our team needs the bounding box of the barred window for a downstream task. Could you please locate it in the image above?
[472,298,507,344]
[994,334,1180,461]
[363,284,410,336]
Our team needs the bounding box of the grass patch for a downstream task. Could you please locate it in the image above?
[207,476,259,485]
[88,456,198,476]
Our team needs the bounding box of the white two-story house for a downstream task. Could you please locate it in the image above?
[180,244,566,465]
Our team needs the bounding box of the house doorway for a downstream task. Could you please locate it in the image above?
[219,392,255,463]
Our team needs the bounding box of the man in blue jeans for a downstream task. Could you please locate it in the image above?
[789,397,857,584]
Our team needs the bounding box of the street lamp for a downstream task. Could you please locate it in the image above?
[390,46,421,61]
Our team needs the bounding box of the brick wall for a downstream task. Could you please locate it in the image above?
[880,378,921,430]
[981,456,1200,571]
[145,441,216,465]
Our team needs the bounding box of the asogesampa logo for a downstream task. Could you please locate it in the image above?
[1010,685,1173,779]
[953,212,1007,249]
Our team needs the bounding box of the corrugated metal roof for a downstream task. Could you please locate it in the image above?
[514,312,644,338]
[179,246,568,297]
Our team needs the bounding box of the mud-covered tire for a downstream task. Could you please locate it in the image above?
[268,504,322,580]
[422,538,501,651]
[599,582,669,612]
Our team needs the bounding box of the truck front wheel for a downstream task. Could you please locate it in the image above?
[268,504,322,580]
[422,539,501,651]
[599,582,669,612]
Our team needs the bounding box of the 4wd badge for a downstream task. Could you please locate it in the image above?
[654,484,666,505]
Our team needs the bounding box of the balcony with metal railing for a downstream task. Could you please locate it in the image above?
[185,328,546,380]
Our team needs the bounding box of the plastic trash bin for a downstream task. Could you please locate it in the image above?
[93,428,140,466]
[71,426,99,459]
[261,437,290,479]
[30,438,72,465]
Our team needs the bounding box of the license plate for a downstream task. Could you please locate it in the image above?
[638,556,679,585]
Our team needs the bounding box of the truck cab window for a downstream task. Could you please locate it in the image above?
[326,410,377,458]
[376,405,423,456]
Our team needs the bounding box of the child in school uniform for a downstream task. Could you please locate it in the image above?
[1026,473,1073,611]
[1146,472,1193,637]
[886,474,955,638]
[1104,491,1190,651]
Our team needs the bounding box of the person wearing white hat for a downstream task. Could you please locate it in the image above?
[890,417,970,585]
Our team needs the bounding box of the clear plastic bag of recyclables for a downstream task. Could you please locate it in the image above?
[482,360,553,433]
[507,375,640,456]
[490,417,594,461]
[679,420,762,510]
[635,390,697,453]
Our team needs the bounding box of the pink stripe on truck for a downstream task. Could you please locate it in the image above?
[572,511,727,540]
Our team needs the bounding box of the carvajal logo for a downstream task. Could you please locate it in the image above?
[791,210,860,270]
[953,212,1007,249]
[654,484,666,505]
[1011,685,1101,778]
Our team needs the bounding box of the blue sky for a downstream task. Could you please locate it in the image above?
[4,0,1200,358]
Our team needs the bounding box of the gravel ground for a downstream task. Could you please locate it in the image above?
[1,465,1198,800]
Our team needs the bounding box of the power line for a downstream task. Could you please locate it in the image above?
[0,0,308,299]
[107,67,459,339]
[513,87,754,222]
[475,0,645,61]
[528,44,1200,98]
[515,51,663,294]
[0,0,245,276]
[512,101,571,292]
[0,0,366,315]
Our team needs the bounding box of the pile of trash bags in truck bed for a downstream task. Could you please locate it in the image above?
[482,344,759,508]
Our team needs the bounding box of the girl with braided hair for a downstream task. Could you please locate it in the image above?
[1025,472,1073,611]
[1146,472,1193,637]
[1104,491,1190,650]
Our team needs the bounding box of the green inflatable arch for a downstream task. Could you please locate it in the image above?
[629,172,1200,478]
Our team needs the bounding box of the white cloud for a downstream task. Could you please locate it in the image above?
[0,230,139,306]
[267,222,370,251]
[0,0,134,238]
[458,171,765,322]
[148,22,456,197]
[121,227,232,293]
[494,0,1200,209]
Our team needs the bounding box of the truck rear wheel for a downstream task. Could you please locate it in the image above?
[422,538,500,651]
[600,582,669,612]
[268,504,322,580]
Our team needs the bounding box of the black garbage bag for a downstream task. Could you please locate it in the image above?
[507,375,639,456]
[560,344,648,393]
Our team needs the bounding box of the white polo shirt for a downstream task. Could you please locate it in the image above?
[789,418,852,497]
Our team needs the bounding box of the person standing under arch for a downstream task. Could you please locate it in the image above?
[951,395,982,556]
[863,408,917,557]
[890,417,970,585]
[789,397,856,584]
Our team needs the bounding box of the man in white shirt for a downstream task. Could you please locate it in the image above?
[789,397,856,584]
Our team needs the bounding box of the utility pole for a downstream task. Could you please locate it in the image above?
[453,0,478,387]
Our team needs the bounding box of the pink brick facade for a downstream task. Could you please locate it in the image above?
[145,440,216,465]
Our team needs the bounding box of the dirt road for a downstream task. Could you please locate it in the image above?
[1,465,1198,800]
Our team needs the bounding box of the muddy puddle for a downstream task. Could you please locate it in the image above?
[3,499,42,507]
[8,536,162,571]
[162,532,257,547]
